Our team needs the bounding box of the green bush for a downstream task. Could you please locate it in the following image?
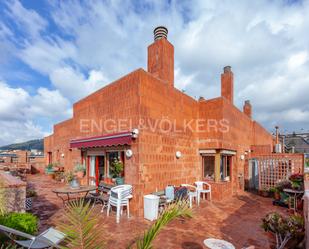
[0,212,38,235]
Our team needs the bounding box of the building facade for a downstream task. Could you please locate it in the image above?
[44,27,273,215]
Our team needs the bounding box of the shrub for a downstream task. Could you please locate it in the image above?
[65,170,75,183]
[74,163,86,173]
[0,212,38,235]
[26,189,37,198]
[110,158,123,178]
[262,212,304,249]
[275,180,291,192]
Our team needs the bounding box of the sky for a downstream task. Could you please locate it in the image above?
[0,0,308,146]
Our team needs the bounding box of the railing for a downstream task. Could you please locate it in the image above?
[253,154,304,190]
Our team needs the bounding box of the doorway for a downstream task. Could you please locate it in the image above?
[248,159,259,190]
[88,155,105,186]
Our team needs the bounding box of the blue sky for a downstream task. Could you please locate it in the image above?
[0,0,309,146]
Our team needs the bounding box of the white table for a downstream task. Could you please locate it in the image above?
[204,238,235,249]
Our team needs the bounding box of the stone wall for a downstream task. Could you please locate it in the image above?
[0,172,26,213]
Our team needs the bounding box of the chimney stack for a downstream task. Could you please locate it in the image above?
[274,126,282,153]
[147,26,174,87]
[243,100,252,118]
[221,66,234,103]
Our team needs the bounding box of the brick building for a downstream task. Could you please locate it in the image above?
[0,150,45,172]
[44,27,273,215]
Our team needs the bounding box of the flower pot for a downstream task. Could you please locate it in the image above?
[70,179,80,189]
[274,192,281,200]
[76,171,84,179]
[116,177,124,185]
[47,173,55,180]
[260,190,270,197]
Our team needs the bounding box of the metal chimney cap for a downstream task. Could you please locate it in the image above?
[223,66,232,73]
[154,26,168,41]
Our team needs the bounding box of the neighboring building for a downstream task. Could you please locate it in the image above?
[0,150,45,171]
[283,133,309,153]
[44,27,273,215]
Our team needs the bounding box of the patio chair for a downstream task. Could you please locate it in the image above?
[87,184,109,212]
[180,184,198,208]
[0,224,65,249]
[195,181,212,205]
[107,184,133,223]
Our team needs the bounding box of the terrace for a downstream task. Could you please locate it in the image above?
[26,174,284,249]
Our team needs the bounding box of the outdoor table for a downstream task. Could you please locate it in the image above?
[283,188,304,212]
[152,191,170,212]
[203,238,235,249]
[53,185,97,205]
[99,182,115,194]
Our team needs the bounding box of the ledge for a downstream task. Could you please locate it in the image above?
[0,172,27,188]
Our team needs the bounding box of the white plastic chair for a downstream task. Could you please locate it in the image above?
[195,181,212,205]
[0,224,65,249]
[180,184,198,208]
[107,184,132,223]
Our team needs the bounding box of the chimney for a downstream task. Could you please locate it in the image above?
[275,126,279,144]
[274,126,282,153]
[221,66,234,103]
[147,26,174,87]
[243,100,252,118]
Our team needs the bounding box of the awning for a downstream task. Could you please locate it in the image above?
[70,131,133,149]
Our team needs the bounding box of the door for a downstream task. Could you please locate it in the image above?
[97,156,105,182]
[248,159,259,190]
[89,156,96,186]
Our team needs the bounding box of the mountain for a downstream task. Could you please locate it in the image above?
[0,139,44,151]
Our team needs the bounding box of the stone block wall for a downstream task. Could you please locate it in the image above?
[0,172,26,213]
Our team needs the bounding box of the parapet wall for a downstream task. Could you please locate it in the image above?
[0,172,26,213]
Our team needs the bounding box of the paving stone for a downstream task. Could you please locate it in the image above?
[27,174,284,249]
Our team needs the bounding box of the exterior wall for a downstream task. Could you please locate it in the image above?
[44,69,143,213]
[136,71,199,214]
[0,172,26,212]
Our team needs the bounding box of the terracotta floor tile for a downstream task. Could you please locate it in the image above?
[27,174,284,249]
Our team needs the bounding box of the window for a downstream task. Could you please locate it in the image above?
[220,155,232,181]
[107,151,124,178]
[203,156,215,179]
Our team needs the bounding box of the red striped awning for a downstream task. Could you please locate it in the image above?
[70,131,133,149]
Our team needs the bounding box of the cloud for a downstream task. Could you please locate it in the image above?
[0,81,72,145]
[0,120,46,145]
[4,0,47,38]
[0,81,29,121]
[49,67,109,101]
[0,0,309,147]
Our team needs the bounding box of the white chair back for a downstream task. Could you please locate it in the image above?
[195,181,204,191]
[110,185,132,200]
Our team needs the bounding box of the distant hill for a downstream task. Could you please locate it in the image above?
[0,139,44,151]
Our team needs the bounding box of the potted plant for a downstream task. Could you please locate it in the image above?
[289,173,304,190]
[25,189,37,211]
[45,164,55,179]
[74,163,86,179]
[260,187,270,197]
[262,212,304,249]
[270,187,281,200]
[110,158,124,185]
[65,171,80,189]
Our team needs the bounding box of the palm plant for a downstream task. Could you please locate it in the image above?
[0,244,18,249]
[59,198,105,249]
[135,201,192,249]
